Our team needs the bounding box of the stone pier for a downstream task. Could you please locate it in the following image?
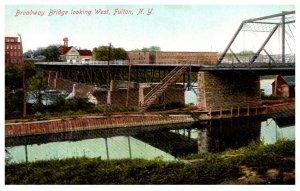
[197,71,261,111]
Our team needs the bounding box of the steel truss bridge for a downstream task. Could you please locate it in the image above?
[35,11,295,109]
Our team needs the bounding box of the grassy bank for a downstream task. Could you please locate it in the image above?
[5,140,294,184]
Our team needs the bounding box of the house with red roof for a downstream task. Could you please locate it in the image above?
[272,75,295,98]
[58,37,93,63]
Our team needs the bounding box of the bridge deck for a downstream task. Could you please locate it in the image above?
[36,61,295,75]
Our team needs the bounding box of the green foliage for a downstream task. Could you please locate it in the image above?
[5,89,22,119]
[261,94,284,100]
[5,64,23,90]
[224,50,255,60]
[5,61,48,119]
[260,75,276,80]
[5,140,294,184]
[43,45,59,61]
[93,46,127,61]
[23,45,59,61]
[183,140,295,174]
[141,46,161,52]
[238,50,255,57]
[34,112,42,118]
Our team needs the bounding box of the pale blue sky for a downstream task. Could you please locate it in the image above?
[5,5,295,52]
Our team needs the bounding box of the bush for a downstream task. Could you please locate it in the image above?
[261,94,285,100]
[5,140,295,184]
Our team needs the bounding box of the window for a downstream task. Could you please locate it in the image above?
[10,45,13,49]
[14,52,17,56]
[6,45,9,49]
[14,45,17,49]
[18,52,21,56]
[6,39,9,42]
[18,45,21,49]
[11,39,14,42]
[10,52,13,56]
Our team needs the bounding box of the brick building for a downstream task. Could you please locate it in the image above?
[126,51,218,65]
[127,51,150,64]
[5,37,23,65]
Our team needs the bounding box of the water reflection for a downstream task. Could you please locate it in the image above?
[5,115,295,164]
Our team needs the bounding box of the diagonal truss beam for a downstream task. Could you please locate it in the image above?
[250,24,279,64]
[229,48,241,64]
[263,49,277,64]
[218,22,244,64]
[218,11,295,65]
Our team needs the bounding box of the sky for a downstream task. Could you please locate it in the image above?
[5,4,295,53]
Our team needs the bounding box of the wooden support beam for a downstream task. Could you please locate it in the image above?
[247,105,250,116]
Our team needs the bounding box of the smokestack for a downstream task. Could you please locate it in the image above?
[63,37,68,47]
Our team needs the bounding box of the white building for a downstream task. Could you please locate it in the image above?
[58,37,93,63]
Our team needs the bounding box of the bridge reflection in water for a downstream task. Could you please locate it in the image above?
[5,115,295,164]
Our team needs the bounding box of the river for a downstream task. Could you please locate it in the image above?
[5,115,294,164]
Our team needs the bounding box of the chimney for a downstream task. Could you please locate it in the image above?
[63,37,68,47]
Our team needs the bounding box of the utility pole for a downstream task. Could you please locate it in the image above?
[282,11,285,64]
[107,43,112,90]
[18,34,26,118]
[125,59,131,108]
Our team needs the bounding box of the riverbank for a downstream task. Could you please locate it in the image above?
[5,140,295,184]
[5,99,295,138]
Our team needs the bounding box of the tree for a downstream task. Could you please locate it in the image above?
[43,45,59,61]
[93,46,109,61]
[93,45,127,61]
[149,46,161,52]
[5,64,23,90]
[114,48,127,60]
[238,50,255,58]
[224,50,255,60]
[5,61,47,118]
[139,46,161,52]
[23,45,59,61]
[24,49,34,59]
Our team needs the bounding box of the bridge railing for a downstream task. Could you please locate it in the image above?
[220,54,295,65]
[36,54,294,66]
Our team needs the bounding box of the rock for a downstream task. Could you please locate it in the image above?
[244,176,267,184]
[266,169,279,180]
[283,171,295,184]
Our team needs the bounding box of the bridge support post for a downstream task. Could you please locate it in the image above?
[128,136,132,159]
[198,128,209,153]
[47,71,51,87]
[105,138,109,160]
[54,71,58,88]
[25,145,28,163]
[197,71,261,111]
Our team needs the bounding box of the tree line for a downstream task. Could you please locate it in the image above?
[24,44,161,62]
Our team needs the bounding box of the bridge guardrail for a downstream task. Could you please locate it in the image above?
[36,54,294,67]
[220,54,295,65]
